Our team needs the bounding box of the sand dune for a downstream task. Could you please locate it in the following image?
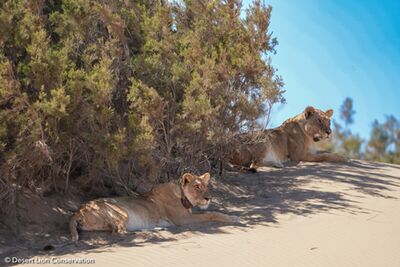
[6,160,400,267]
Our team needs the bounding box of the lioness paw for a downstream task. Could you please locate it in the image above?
[71,234,79,242]
[227,215,241,224]
[273,162,284,168]
[336,154,350,163]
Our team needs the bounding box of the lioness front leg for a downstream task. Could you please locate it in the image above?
[303,153,348,163]
[227,163,256,173]
[251,161,284,170]
[178,212,239,225]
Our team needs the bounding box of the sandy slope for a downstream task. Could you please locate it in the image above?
[6,160,400,267]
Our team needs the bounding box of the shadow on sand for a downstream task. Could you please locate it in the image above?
[1,160,399,264]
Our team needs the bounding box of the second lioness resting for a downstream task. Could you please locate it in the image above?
[70,172,239,241]
[229,106,348,171]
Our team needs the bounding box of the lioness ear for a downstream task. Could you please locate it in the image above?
[182,173,194,186]
[304,106,315,119]
[325,109,333,118]
[201,172,211,184]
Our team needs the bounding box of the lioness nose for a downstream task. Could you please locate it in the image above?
[204,197,210,201]
[326,129,331,135]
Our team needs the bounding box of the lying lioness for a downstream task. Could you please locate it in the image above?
[70,172,238,241]
[229,106,347,171]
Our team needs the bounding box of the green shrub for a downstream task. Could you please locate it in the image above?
[0,0,283,213]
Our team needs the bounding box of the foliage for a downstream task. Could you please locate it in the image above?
[332,98,363,159]
[339,97,355,127]
[327,97,399,164]
[0,0,284,213]
[365,116,400,164]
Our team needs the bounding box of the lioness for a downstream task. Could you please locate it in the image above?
[229,106,347,171]
[70,172,238,241]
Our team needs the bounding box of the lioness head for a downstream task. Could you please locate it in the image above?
[181,172,211,210]
[303,106,334,142]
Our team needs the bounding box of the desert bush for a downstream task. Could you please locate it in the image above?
[0,0,284,216]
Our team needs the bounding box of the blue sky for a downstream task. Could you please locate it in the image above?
[243,0,400,139]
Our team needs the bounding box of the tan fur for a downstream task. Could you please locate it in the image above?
[70,173,239,241]
[229,106,347,171]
